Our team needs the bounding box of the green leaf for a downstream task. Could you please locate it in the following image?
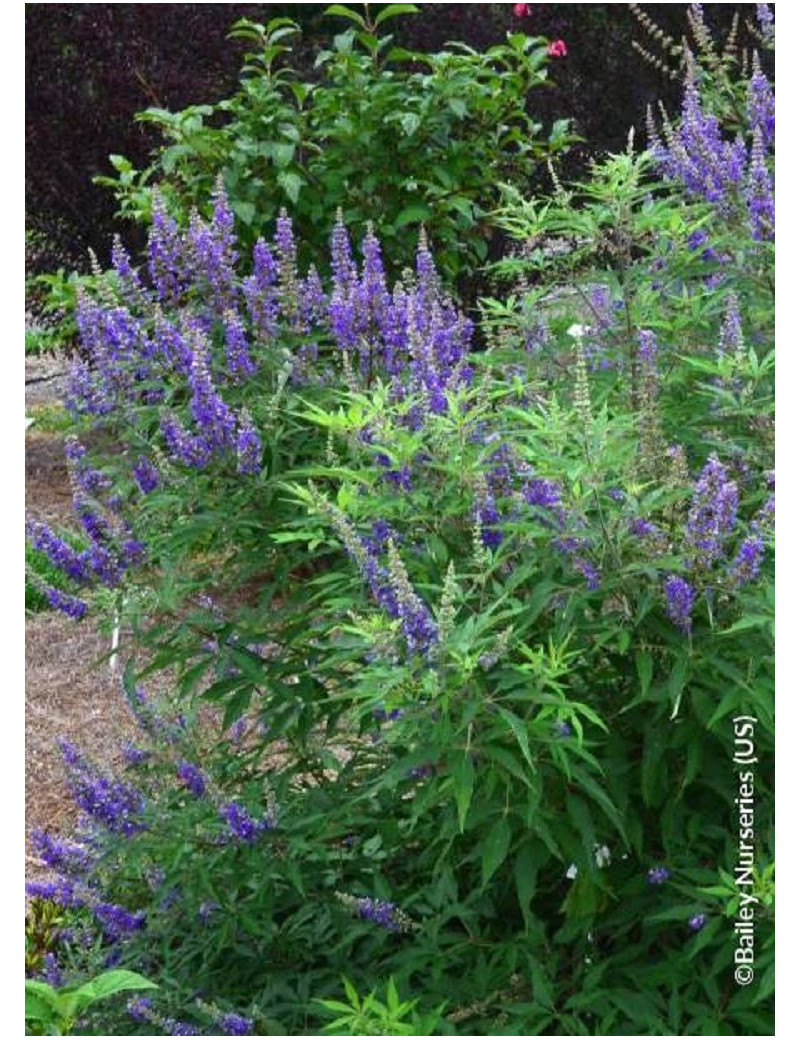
[514,844,538,926]
[481,817,511,887]
[277,170,303,204]
[374,4,420,28]
[394,204,432,228]
[497,707,535,773]
[451,752,474,832]
[636,650,654,698]
[231,200,256,226]
[25,981,60,1023]
[398,112,421,136]
[324,4,367,28]
[75,970,158,1012]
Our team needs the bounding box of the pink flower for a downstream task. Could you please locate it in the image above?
[513,3,531,17]
[547,39,568,57]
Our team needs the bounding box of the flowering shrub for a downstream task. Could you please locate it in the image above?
[27,8,774,1034]
[98,6,573,283]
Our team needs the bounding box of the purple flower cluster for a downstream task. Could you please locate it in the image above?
[25,877,84,908]
[177,761,207,798]
[186,180,239,315]
[27,434,149,617]
[349,895,413,933]
[728,536,765,587]
[58,738,147,836]
[29,828,94,875]
[746,128,775,243]
[684,455,739,571]
[327,215,473,409]
[474,478,504,549]
[132,455,160,494]
[755,3,774,42]
[128,998,202,1036]
[243,237,280,346]
[747,65,775,148]
[654,77,747,209]
[219,801,275,844]
[123,684,184,744]
[218,1012,255,1036]
[93,901,147,940]
[664,575,694,634]
[317,495,438,657]
[235,409,262,476]
[647,866,671,884]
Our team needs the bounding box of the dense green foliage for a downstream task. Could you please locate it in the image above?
[98,8,571,282]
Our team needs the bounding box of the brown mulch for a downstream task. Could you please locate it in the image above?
[25,612,139,842]
[25,400,143,873]
[26,431,74,525]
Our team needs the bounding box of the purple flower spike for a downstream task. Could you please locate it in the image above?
[177,761,206,798]
[664,575,694,634]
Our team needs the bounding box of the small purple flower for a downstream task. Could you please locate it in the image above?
[687,228,708,252]
[132,456,160,495]
[638,329,658,366]
[58,738,147,835]
[44,587,89,620]
[198,900,220,923]
[554,721,572,737]
[354,896,411,932]
[688,913,707,932]
[685,455,739,570]
[218,1012,255,1036]
[729,535,765,587]
[224,310,256,379]
[647,866,671,884]
[128,997,155,1023]
[123,743,150,767]
[93,902,147,940]
[29,829,93,875]
[220,801,274,843]
[41,952,64,988]
[746,128,774,243]
[664,575,694,634]
[747,66,775,147]
[177,761,206,798]
[755,3,774,40]
[25,878,83,908]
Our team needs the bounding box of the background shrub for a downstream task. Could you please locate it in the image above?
[28,4,766,275]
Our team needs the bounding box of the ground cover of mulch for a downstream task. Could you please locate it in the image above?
[25,353,144,875]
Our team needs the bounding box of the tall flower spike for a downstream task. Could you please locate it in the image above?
[386,539,439,655]
[330,209,357,295]
[223,309,256,379]
[243,238,280,347]
[58,738,147,835]
[274,209,300,321]
[148,191,183,303]
[684,455,739,571]
[747,57,775,147]
[746,127,774,243]
[664,575,694,634]
[236,408,262,476]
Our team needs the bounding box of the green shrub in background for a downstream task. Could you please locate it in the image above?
[96,4,573,285]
